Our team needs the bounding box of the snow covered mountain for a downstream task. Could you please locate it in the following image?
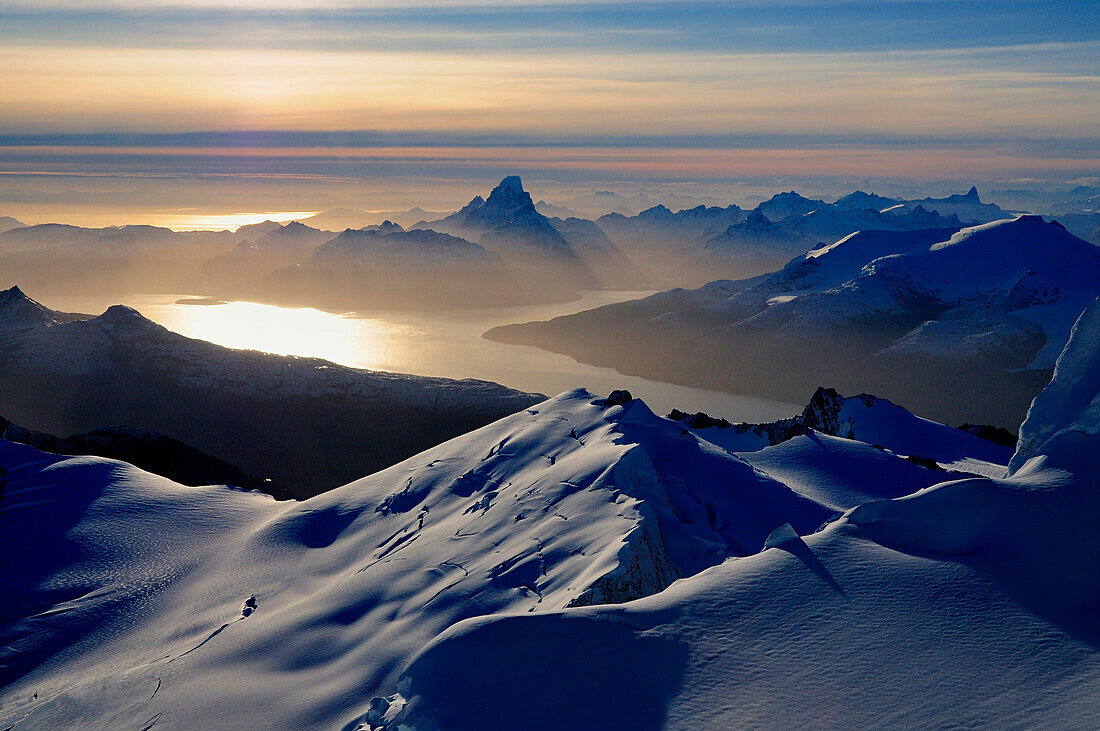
[233,219,283,239]
[756,190,827,221]
[593,192,961,286]
[489,216,1100,427]
[0,388,836,729]
[384,298,1100,730]
[831,190,901,210]
[0,286,539,495]
[533,199,584,219]
[1053,211,1100,246]
[4,305,1097,728]
[595,203,748,256]
[672,386,1014,475]
[685,204,959,281]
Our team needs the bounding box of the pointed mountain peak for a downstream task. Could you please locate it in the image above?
[0,284,29,304]
[0,215,27,233]
[966,186,980,199]
[0,286,61,329]
[637,204,673,220]
[377,220,405,234]
[455,195,485,217]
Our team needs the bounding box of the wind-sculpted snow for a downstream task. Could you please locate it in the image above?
[1009,295,1100,474]
[677,384,1012,470]
[3,362,1097,728]
[5,281,1100,729]
[0,388,836,729]
[388,307,1100,731]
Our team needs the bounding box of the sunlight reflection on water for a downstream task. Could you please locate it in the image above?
[48,291,802,422]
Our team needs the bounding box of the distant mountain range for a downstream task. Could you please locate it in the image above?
[2,181,1095,315]
[488,216,1100,427]
[426,175,648,293]
[255,222,525,310]
[296,206,453,231]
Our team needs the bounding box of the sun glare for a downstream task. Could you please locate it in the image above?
[150,299,400,367]
[163,211,320,231]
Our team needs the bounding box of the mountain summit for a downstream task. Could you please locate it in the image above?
[424,176,644,293]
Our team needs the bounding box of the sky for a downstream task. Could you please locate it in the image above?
[0,0,1098,222]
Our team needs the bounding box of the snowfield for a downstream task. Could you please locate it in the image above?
[2,298,1099,729]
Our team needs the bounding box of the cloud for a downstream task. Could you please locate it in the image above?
[0,0,1096,182]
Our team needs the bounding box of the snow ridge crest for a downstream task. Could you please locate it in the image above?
[1010,295,1100,473]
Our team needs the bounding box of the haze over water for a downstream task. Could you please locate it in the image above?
[47,290,801,422]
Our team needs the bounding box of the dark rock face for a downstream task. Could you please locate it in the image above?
[799,387,852,438]
[604,389,634,407]
[671,386,1018,454]
[667,409,731,430]
[0,416,283,496]
[904,454,943,471]
[957,423,1019,448]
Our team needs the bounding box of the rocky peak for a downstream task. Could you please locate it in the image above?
[638,204,673,220]
[480,176,538,217]
[799,386,850,437]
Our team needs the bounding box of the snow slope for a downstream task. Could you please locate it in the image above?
[3,349,1096,729]
[388,303,1100,731]
[0,389,836,729]
[5,297,1099,730]
[678,386,1013,475]
[1009,294,1100,474]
